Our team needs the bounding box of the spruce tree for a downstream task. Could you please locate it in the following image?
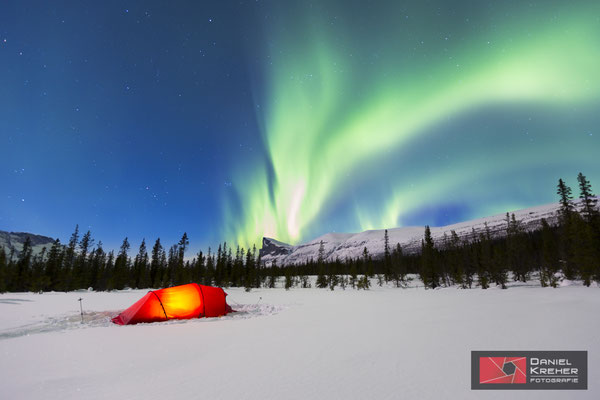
[383,229,392,282]
[316,240,328,288]
[577,172,598,223]
[0,247,7,293]
[45,239,63,290]
[391,243,406,287]
[175,233,189,285]
[447,231,464,288]
[15,237,33,291]
[244,248,256,291]
[356,273,371,290]
[540,219,558,287]
[572,215,596,286]
[62,225,80,291]
[194,250,206,284]
[113,237,130,290]
[133,239,149,288]
[507,214,528,282]
[252,245,263,288]
[104,251,115,290]
[420,226,439,289]
[204,248,214,286]
[73,230,93,289]
[474,233,490,289]
[232,246,243,287]
[90,241,106,290]
[284,266,294,290]
[363,247,374,278]
[348,259,358,288]
[150,238,163,288]
[556,179,577,279]
[557,179,574,221]
[267,259,278,289]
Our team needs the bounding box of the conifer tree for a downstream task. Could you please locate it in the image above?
[166,244,178,285]
[316,240,328,288]
[318,240,325,264]
[194,250,205,284]
[284,266,294,290]
[383,229,392,282]
[244,248,256,291]
[557,179,574,221]
[507,214,528,282]
[540,219,559,288]
[577,172,598,222]
[175,233,189,285]
[30,248,48,292]
[348,259,358,288]
[356,273,371,289]
[447,231,464,287]
[45,239,63,290]
[232,246,243,287]
[267,259,278,289]
[252,245,263,288]
[214,243,224,286]
[556,178,577,279]
[204,248,214,286]
[328,273,339,290]
[473,233,489,289]
[62,225,80,291]
[392,243,406,287]
[113,237,130,290]
[363,247,374,277]
[572,215,597,286]
[73,230,93,289]
[15,237,33,291]
[133,239,149,288]
[0,247,7,293]
[420,226,439,289]
[89,241,105,290]
[150,238,164,288]
[104,250,115,290]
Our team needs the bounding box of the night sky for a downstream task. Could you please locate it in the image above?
[1,1,599,252]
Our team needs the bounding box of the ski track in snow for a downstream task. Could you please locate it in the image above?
[0,303,284,340]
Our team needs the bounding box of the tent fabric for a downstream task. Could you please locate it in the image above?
[112,283,232,325]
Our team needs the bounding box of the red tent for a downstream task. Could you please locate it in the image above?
[112,283,233,325]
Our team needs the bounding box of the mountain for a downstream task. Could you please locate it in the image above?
[259,201,563,266]
[0,230,57,259]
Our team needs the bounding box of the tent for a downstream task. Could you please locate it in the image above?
[112,283,233,325]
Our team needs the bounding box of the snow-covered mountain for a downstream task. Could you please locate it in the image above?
[0,230,56,259]
[259,202,563,266]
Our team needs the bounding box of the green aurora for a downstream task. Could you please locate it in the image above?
[225,1,600,248]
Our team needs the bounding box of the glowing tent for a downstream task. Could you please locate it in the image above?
[112,283,233,325]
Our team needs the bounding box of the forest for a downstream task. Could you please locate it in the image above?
[1,173,598,292]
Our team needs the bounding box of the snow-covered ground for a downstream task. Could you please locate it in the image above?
[1,278,598,399]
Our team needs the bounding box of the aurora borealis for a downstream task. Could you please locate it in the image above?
[226,1,600,247]
[1,1,599,252]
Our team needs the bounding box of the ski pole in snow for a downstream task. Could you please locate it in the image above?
[256,296,262,305]
[78,298,84,323]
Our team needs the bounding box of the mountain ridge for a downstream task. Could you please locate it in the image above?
[0,230,57,259]
[259,201,563,266]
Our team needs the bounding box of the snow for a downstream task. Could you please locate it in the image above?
[1,279,598,399]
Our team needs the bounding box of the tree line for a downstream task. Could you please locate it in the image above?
[0,173,598,292]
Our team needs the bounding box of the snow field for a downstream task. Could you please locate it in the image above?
[0,279,598,399]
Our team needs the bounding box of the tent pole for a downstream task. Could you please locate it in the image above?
[78,298,84,323]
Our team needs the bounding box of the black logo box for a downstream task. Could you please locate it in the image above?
[471,351,587,390]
